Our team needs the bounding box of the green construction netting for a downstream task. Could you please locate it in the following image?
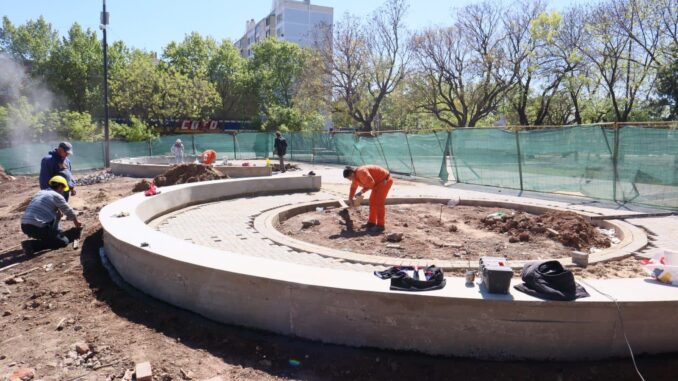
[616,126,678,208]
[517,126,615,200]
[377,132,414,175]
[2,126,677,209]
[450,128,521,189]
[151,134,194,156]
[194,133,237,160]
[408,132,447,178]
[234,132,272,159]
[110,140,149,161]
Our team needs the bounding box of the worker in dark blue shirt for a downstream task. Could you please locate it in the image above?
[39,142,76,201]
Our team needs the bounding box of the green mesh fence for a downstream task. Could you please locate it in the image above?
[234,132,272,159]
[451,128,521,189]
[616,126,678,208]
[517,126,615,199]
[2,125,677,209]
[151,134,194,156]
[194,133,237,160]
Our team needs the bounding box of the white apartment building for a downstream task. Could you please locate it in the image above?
[235,0,333,58]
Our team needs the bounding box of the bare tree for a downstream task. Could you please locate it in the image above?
[609,0,673,67]
[412,1,517,127]
[321,0,410,131]
[578,1,657,122]
[503,0,569,126]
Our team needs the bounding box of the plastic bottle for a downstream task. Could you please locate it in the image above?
[265,157,271,167]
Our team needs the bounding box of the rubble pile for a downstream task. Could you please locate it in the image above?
[74,171,116,186]
[480,210,611,251]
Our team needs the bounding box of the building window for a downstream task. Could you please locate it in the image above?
[277,13,283,23]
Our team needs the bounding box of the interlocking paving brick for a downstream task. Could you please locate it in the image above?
[148,169,678,272]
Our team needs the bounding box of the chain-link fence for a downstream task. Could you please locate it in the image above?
[2,123,677,209]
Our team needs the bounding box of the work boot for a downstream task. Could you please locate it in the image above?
[21,240,35,256]
[368,225,385,234]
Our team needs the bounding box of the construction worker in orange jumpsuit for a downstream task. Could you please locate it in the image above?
[344,165,393,233]
[201,149,217,165]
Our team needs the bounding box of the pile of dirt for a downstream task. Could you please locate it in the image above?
[132,179,152,192]
[480,210,610,251]
[0,164,14,181]
[153,164,226,186]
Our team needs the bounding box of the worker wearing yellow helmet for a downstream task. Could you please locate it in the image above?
[20,175,82,255]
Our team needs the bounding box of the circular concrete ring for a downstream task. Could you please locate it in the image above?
[101,177,678,360]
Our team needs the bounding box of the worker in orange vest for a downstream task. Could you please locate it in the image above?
[343,165,393,233]
[201,149,217,165]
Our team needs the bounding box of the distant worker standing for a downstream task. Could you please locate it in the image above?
[21,175,82,255]
[39,142,76,201]
[171,139,185,164]
[273,132,288,173]
[343,165,393,233]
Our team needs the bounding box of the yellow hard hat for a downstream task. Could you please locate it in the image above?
[48,175,70,192]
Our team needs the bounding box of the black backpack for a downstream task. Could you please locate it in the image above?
[374,265,446,292]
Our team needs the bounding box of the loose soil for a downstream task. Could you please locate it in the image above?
[153,164,226,187]
[1,174,674,380]
[281,204,645,278]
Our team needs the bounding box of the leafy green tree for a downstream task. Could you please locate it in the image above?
[207,39,248,118]
[111,116,157,141]
[155,68,220,120]
[249,38,306,109]
[40,110,99,141]
[109,49,160,120]
[162,32,217,79]
[45,23,102,114]
[3,96,43,143]
[0,16,58,76]
[0,105,8,146]
[248,38,324,131]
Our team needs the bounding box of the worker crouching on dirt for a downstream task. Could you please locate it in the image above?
[20,175,82,255]
[343,165,393,233]
[201,149,217,165]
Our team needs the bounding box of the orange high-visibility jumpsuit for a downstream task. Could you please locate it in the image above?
[349,165,393,227]
[201,149,216,165]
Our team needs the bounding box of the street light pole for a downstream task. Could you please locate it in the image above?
[101,0,110,167]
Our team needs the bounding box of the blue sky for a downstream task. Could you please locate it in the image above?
[2,0,583,53]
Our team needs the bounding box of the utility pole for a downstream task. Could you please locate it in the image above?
[100,0,110,167]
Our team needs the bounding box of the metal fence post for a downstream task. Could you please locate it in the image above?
[449,130,460,182]
[148,138,152,156]
[403,131,416,176]
[375,133,390,171]
[515,128,524,191]
[191,134,196,154]
[232,133,237,160]
[612,123,620,202]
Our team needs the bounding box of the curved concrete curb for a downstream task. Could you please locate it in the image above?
[101,177,678,360]
[255,198,647,269]
[111,156,272,178]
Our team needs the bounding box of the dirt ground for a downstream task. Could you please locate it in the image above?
[1,173,676,381]
[281,204,646,278]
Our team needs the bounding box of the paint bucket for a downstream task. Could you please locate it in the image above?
[465,270,476,284]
